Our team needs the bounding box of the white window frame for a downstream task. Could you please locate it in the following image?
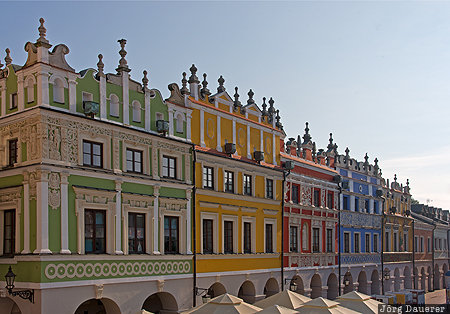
[123,141,149,175]
[264,218,277,253]
[122,193,154,255]
[289,224,299,253]
[109,93,120,117]
[420,236,424,252]
[50,75,67,104]
[159,198,188,255]
[365,233,371,253]
[0,186,21,255]
[159,151,182,181]
[131,100,142,123]
[354,232,361,253]
[25,75,36,103]
[223,168,237,194]
[222,215,238,254]
[265,177,276,200]
[344,231,351,253]
[373,233,379,253]
[242,173,253,196]
[175,112,185,134]
[79,133,111,170]
[242,216,256,254]
[200,212,218,254]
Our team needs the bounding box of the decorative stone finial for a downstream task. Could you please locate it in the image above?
[247,89,255,105]
[201,73,210,97]
[261,97,267,116]
[233,87,241,110]
[406,179,409,186]
[327,133,334,151]
[38,18,47,40]
[116,39,130,73]
[345,147,350,158]
[142,70,149,88]
[188,64,199,84]
[312,142,317,159]
[268,97,275,115]
[97,54,104,75]
[4,48,12,66]
[333,143,338,155]
[394,174,397,182]
[302,122,311,143]
[181,72,189,95]
[275,109,282,128]
[374,158,378,167]
[217,75,226,93]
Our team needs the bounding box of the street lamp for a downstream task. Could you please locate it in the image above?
[284,278,298,292]
[383,270,390,281]
[4,266,34,303]
[344,278,350,286]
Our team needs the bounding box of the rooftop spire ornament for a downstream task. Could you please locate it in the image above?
[275,109,282,129]
[188,64,199,84]
[116,39,130,73]
[97,54,104,75]
[4,48,12,66]
[302,122,311,144]
[181,72,189,95]
[142,70,149,89]
[247,89,255,105]
[217,75,225,93]
[201,73,210,97]
[233,86,241,111]
[36,17,49,44]
[261,97,267,117]
[327,133,334,151]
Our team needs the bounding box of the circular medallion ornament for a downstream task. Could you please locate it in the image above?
[206,118,215,139]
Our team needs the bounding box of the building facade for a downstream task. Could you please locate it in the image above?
[281,127,340,300]
[166,67,286,305]
[335,148,383,296]
[381,175,413,294]
[0,19,194,314]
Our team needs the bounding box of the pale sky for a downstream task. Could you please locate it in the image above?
[2,1,450,208]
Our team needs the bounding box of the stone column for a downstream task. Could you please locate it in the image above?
[68,73,78,113]
[144,88,151,131]
[17,73,24,111]
[186,112,192,142]
[0,82,6,116]
[168,108,174,137]
[122,72,129,125]
[153,185,160,254]
[34,170,52,254]
[60,172,71,254]
[22,172,30,254]
[216,116,221,151]
[114,180,123,254]
[186,189,192,254]
[37,71,50,107]
[200,109,205,147]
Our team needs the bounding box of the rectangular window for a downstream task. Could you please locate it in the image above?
[292,185,299,204]
[313,189,320,207]
[290,226,298,252]
[126,148,142,173]
[374,201,379,214]
[224,171,234,193]
[312,228,320,253]
[10,93,17,109]
[3,209,15,255]
[405,234,408,251]
[344,232,350,253]
[415,236,418,252]
[393,233,398,252]
[202,219,213,254]
[343,195,349,210]
[374,234,378,252]
[365,200,370,213]
[162,156,176,179]
[420,237,424,252]
[266,179,274,199]
[265,224,273,253]
[83,140,103,168]
[354,233,360,253]
[8,139,18,166]
[428,238,431,252]
[243,222,252,253]
[164,216,179,254]
[365,233,370,252]
[385,231,390,251]
[224,221,233,253]
[326,228,333,253]
[128,212,145,254]
[354,197,359,212]
[327,192,333,209]
[203,166,214,189]
[85,209,106,254]
[243,174,252,196]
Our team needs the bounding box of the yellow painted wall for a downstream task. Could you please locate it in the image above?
[250,127,260,153]
[221,117,233,148]
[204,112,217,149]
[236,122,247,157]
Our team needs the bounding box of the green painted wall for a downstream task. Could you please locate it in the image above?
[0,175,23,188]
[21,142,27,162]
[159,187,186,199]
[106,81,123,123]
[5,65,18,115]
[48,78,69,109]
[122,182,153,196]
[76,69,101,115]
[129,89,145,127]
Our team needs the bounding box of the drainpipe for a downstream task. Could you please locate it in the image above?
[381,197,386,295]
[281,170,286,291]
[192,147,197,307]
[431,223,436,292]
[337,186,342,296]
[412,219,416,289]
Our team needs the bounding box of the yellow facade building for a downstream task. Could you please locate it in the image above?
[166,66,285,305]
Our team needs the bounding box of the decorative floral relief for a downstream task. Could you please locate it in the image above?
[321,189,326,207]
[301,185,311,206]
[48,172,61,210]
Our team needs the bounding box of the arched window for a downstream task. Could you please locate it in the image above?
[26,77,34,103]
[302,222,309,251]
[175,113,184,133]
[53,78,65,103]
[132,100,141,122]
[110,94,119,117]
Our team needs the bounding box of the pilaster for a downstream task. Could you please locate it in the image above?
[200,109,205,147]
[68,73,78,113]
[122,73,129,125]
[216,116,221,151]
[114,180,123,255]
[34,170,52,254]
[21,172,30,254]
[144,88,151,131]
[168,108,174,137]
[246,124,251,159]
[153,185,160,254]
[60,172,70,254]
[0,81,6,116]
[37,70,50,106]
[17,72,24,111]
[186,189,192,254]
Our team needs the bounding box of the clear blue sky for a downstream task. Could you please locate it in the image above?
[3,1,450,209]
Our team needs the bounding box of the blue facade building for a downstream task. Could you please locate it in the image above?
[335,148,383,296]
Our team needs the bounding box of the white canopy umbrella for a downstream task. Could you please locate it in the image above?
[336,291,384,314]
[182,293,262,314]
[254,290,311,309]
[295,297,361,314]
[257,304,300,314]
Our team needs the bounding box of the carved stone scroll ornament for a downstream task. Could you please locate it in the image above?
[301,185,311,206]
[48,172,61,210]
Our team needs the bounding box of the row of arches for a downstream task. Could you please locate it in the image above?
[413,263,449,292]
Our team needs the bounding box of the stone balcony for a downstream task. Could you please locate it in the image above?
[287,252,337,268]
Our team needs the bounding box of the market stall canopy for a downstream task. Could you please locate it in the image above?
[254,290,311,309]
[295,297,360,314]
[182,293,262,314]
[336,291,384,314]
[257,304,300,314]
